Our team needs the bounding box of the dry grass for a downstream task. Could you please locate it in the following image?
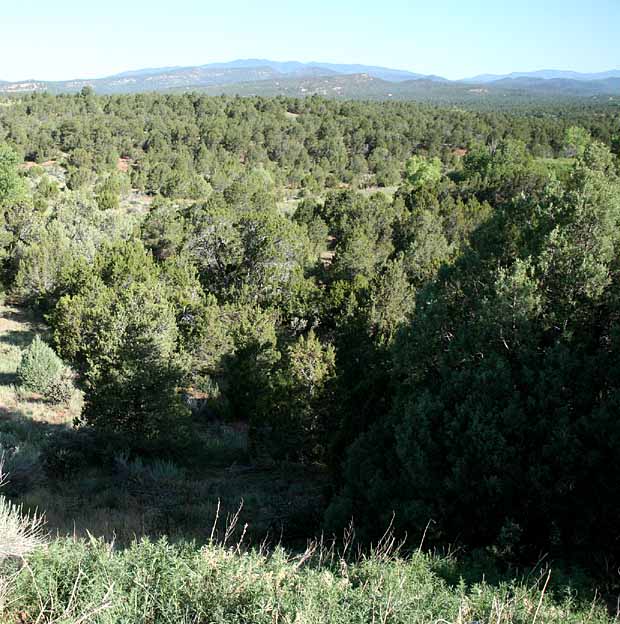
[0,492,46,562]
[0,462,46,562]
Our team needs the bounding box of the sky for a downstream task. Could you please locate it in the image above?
[2,0,619,81]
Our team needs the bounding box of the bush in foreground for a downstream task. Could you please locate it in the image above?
[0,536,614,624]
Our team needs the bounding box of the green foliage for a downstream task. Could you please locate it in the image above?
[13,224,88,307]
[0,144,30,269]
[35,177,58,201]
[0,145,26,209]
[367,257,416,347]
[369,147,401,186]
[401,209,453,285]
[565,125,591,157]
[12,191,138,308]
[404,155,442,191]
[95,172,129,210]
[16,335,64,395]
[1,94,620,582]
[323,191,395,281]
[52,241,190,446]
[335,143,620,567]
[142,201,186,260]
[43,369,75,405]
[222,303,281,421]
[253,330,336,462]
[461,139,548,205]
[3,537,614,624]
[236,210,314,307]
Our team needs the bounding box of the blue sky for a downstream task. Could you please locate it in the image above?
[2,0,619,81]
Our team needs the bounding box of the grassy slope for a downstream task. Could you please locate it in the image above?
[0,302,326,546]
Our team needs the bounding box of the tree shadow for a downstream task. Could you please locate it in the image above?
[0,371,18,385]
[0,404,327,552]
[0,328,36,349]
[3,307,29,322]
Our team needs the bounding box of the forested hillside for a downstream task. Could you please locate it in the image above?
[2,60,620,104]
[1,90,620,620]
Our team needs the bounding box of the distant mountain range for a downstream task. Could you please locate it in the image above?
[1,60,619,104]
[463,69,620,83]
[113,59,442,83]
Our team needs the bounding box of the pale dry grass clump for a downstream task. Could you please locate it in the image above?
[0,462,46,561]
[0,495,45,561]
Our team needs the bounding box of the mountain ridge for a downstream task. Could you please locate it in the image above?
[1,60,619,102]
[463,69,620,83]
[107,59,433,82]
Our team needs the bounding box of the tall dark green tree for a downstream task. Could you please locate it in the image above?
[330,143,620,565]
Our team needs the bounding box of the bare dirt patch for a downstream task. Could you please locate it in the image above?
[19,159,57,170]
[117,157,133,173]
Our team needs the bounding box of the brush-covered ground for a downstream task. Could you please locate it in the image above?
[0,299,326,545]
[0,296,616,623]
[1,536,616,624]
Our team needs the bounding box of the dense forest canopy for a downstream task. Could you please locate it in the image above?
[1,90,620,584]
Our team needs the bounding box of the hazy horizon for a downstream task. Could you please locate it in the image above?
[4,58,620,84]
[2,0,618,82]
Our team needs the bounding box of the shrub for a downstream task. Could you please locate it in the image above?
[40,429,121,480]
[43,370,74,405]
[0,433,41,493]
[16,335,63,395]
[41,444,86,480]
[252,331,336,463]
[125,457,185,485]
[4,536,615,623]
